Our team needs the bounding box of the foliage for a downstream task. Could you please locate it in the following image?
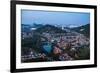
[35,25,66,33]
[71,24,90,37]
[76,46,90,60]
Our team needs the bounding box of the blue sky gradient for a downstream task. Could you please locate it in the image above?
[21,10,90,27]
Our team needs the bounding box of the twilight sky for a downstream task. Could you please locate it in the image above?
[21,10,90,27]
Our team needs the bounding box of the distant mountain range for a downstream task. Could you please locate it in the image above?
[71,24,90,37]
[22,23,90,37]
[21,24,31,32]
[21,23,43,32]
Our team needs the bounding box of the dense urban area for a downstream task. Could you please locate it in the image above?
[21,23,90,63]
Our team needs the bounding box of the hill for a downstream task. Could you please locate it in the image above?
[35,24,67,33]
[71,24,90,37]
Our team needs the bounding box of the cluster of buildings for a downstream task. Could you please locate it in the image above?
[41,32,89,49]
[21,24,90,62]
